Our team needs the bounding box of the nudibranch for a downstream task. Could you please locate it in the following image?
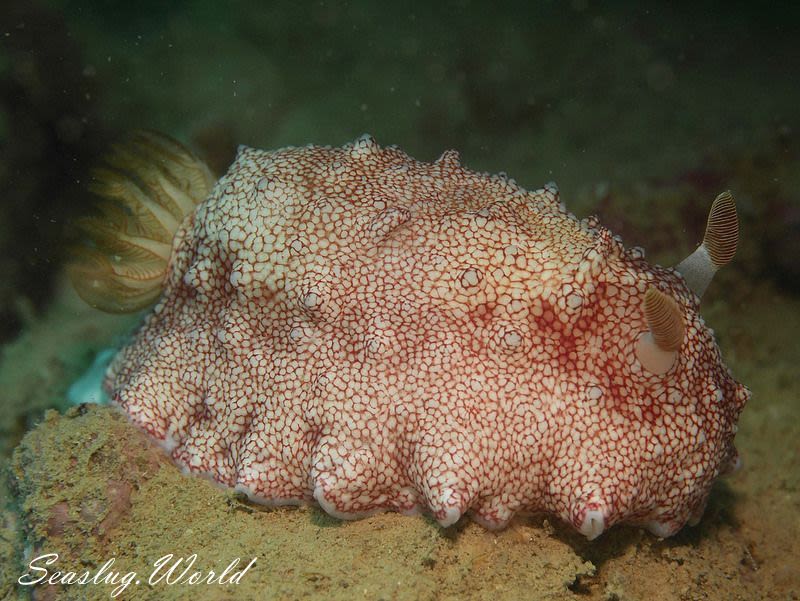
[69,132,749,540]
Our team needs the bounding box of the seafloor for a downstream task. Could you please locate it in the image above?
[1,2,799,600]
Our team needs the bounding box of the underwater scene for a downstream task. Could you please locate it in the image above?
[1,1,798,600]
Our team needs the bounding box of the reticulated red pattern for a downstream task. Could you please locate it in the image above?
[106,135,749,539]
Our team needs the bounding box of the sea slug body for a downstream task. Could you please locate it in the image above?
[72,133,749,540]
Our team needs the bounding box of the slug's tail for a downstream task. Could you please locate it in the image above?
[68,131,215,313]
